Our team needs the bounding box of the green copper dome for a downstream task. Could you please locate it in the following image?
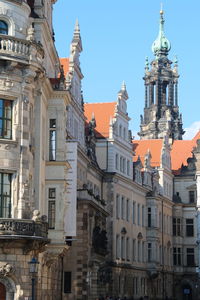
[152,10,171,58]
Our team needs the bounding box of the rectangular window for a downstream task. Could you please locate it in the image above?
[0,173,12,218]
[121,196,124,219]
[148,243,152,262]
[138,240,141,262]
[187,248,195,266]
[126,237,130,261]
[48,188,56,229]
[121,236,125,260]
[137,204,140,226]
[189,191,195,203]
[126,199,130,221]
[64,271,72,293]
[115,154,119,170]
[132,239,136,261]
[148,207,151,227]
[49,119,56,161]
[142,205,145,227]
[116,194,120,219]
[173,247,181,266]
[142,241,145,262]
[132,202,135,224]
[0,99,12,139]
[186,219,194,237]
[116,235,120,259]
[173,218,181,236]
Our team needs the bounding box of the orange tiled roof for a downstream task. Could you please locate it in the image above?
[84,102,116,138]
[133,130,200,174]
[60,58,69,77]
[171,130,200,174]
[133,139,163,167]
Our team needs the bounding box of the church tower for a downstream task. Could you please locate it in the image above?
[138,9,184,140]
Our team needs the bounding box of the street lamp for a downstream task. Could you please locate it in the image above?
[28,257,39,300]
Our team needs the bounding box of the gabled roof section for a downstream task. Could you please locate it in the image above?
[84,102,116,138]
[60,58,69,77]
[133,139,163,167]
[171,130,200,174]
[133,131,200,174]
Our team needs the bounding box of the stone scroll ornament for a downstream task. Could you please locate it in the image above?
[0,263,14,276]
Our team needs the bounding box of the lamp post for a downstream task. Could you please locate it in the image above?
[28,257,39,300]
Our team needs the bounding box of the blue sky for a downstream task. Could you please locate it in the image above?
[53,0,200,139]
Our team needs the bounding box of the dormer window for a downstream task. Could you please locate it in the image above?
[0,21,8,35]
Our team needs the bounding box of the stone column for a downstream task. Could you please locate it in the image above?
[168,81,174,106]
[156,81,159,105]
[175,82,178,106]
[145,85,148,108]
[149,84,154,105]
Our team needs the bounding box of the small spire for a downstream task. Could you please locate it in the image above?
[152,9,171,58]
[118,81,128,101]
[145,56,149,71]
[160,3,163,14]
[174,55,178,65]
[74,19,80,33]
[121,80,126,91]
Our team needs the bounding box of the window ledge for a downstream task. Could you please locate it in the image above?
[0,139,17,145]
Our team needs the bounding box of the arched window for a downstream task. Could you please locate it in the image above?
[0,21,8,35]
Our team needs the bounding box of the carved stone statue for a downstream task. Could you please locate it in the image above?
[0,263,14,276]
[32,210,41,222]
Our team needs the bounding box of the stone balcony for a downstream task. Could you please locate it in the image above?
[0,218,48,240]
[0,34,44,65]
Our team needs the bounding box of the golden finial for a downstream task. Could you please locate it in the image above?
[160,3,164,14]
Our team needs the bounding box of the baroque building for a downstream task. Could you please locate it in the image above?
[0,2,200,300]
[0,0,77,299]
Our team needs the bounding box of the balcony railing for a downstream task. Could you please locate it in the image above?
[0,34,44,64]
[0,218,48,239]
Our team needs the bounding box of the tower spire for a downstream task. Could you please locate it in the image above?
[152,9,171,58]
[139,9,184,141]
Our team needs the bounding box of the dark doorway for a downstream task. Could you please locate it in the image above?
[0,282,6,300]
[182,284,192,300]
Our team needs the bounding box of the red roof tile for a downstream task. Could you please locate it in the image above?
[171,130,200,174]
[133,130,200,174]
[84,102,116,138]
[60,58,69,77]
[133,139,163,167]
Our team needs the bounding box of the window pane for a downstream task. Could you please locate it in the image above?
[49,130,56,161]
[0,21,8,35]
[187,248,194,266]
[0,173,11,218]
[50,119,56,128]
[0,99,12,139]
[186,219,194,237]
[48,200,55,229]
[64,272,72,293]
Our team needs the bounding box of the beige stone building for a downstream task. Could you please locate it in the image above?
[1,2,200,300]
[0,1,77,299]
